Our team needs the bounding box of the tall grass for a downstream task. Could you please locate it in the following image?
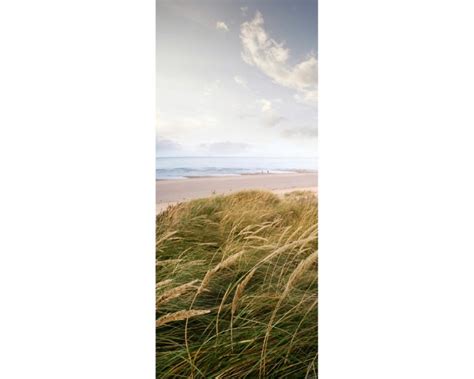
[156,190,318,378]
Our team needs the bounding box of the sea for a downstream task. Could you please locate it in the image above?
[156,157,318,180]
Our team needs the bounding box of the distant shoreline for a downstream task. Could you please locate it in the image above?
[156,172,317,214]
[156,169,317,181]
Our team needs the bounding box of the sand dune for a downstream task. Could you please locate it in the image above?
[156,172,317,213]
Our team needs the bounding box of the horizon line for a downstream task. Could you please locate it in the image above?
[156,156,318,159]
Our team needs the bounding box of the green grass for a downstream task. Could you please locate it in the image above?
[156,190,318,378]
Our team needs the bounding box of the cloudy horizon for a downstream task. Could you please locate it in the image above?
[156,0,318,157]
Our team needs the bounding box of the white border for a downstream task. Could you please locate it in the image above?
[0,1,155,377]
[321,1,474,378]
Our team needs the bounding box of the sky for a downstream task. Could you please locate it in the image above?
[156,0,318,157]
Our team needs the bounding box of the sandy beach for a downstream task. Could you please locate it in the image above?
[156,172,317,213]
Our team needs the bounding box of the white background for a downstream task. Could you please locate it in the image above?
[0,1,155,378]
[1,1,474,378]
[320,1,474,378]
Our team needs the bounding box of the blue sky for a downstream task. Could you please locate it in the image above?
[156,0,318,157]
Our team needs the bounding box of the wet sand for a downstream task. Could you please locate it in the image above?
[156,172,317,213]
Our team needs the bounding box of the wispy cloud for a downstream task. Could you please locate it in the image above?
[240,6,248,16]
[199,141,251,155]
[264,114,286,127]
[157,114,218,140]
[216,21,229,31]
[282,126,318,139]
[294,90,318,106]
[234,75,248,89]
[156,138,183,155]
[258,99,286,127]
[258,98,273,112]
[240,11,317,106]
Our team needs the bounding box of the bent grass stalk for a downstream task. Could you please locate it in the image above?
[156,279,200,307]
[197,249,246,295]
[156,309,211,327]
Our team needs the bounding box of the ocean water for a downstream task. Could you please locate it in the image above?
[156,157,318,180]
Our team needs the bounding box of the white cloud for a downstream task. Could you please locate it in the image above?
[240,11,317,106]
[257,99,286,127]
[282,126,318,139]
[156,138,183,156]
[216,21,229,32]
[240,6,248,16]
[157,114,218,140]
[199,141,251,155]
[258,98,272,112]
[234,75,248,89]
[263,114,285,127]
[294,89,318,106]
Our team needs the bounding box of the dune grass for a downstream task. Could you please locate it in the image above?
[156,190,318,378]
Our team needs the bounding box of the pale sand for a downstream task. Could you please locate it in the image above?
[156,172,317,214]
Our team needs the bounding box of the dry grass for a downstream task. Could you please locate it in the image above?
[156,279,173,289]
[156,309,211,327]
[198,249,247,294]
[231,266,257,316]
[156,190,318,378]
[156,279,200,307]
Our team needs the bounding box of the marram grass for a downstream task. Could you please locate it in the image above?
[156,190,318,378]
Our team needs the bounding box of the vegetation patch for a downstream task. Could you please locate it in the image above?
[156,190,318,378]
